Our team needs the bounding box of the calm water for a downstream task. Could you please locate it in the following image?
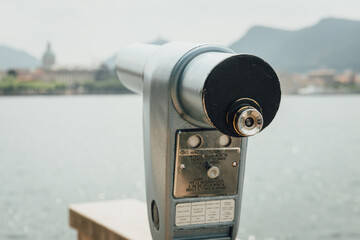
[0,95,359,240]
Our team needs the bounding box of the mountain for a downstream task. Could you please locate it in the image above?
[229,18,360,73]
[103,38,168,69]
[0,45,39,70]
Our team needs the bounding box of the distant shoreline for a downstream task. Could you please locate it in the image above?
[1,92,360,97]
[0,90,134,97]
[0,76,133,96]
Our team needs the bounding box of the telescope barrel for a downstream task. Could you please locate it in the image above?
[116,42,281,137]
[116,43,160,94]
[178,51,234,127]
[179,52,281,137]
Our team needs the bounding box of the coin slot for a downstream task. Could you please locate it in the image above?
[151,200,160,231]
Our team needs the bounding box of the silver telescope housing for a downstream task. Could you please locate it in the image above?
[116,43,235,128]
[116,43,159,94]
[116,42,281,240]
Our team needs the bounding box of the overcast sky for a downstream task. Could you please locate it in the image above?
[0,0,359,66]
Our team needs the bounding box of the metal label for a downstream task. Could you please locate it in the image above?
[173,130,241,198]
[175,199,235,226]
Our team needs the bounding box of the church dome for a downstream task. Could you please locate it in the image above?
[42,42,55,69]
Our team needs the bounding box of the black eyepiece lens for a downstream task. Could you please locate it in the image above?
[245,117,254,127]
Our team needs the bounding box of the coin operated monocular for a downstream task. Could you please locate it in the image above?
[116,42,281,240]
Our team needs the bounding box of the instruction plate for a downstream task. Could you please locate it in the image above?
[173,130,241,198]
[175,199,235,226]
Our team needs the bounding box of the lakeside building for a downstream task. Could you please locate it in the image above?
[0,70,6,80]
[42,43,56,70]
[307,69,336,85]
[278,70,360,94]
[337,71,360,84]
[40,68,96,84]
[15,43,96,85]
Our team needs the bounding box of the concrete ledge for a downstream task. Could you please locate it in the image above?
[69,199,151,240]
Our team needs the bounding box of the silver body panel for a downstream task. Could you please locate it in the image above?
[116,43,159,94]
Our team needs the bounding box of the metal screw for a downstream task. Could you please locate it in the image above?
[232,161,237,167]
[180,164,185,170]
[245,117,254,127]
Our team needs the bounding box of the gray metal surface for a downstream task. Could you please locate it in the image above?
[116,43,159,94]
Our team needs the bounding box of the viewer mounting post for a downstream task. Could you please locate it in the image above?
[116,42,281,240]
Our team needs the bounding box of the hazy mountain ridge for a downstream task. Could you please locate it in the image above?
[1,18,359,73]
[230,18,360,73]
[0,45,39,70]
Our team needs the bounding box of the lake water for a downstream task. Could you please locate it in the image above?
[0,95,359,240]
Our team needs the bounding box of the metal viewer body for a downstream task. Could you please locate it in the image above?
[116,42,281,240]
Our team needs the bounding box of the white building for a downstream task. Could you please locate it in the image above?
[39,43,96,84]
